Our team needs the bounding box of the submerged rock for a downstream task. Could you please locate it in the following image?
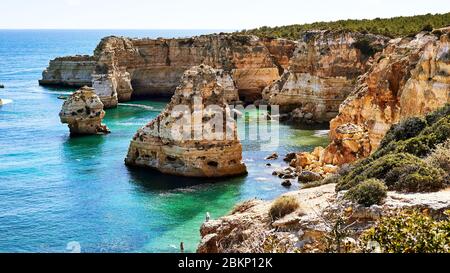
[125,65,247,178]
[0,84,4,88]
[59,86,110,136]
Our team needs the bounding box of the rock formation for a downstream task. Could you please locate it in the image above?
[125,65,247,178]
[41,35,296,107]
[39,55,96,87]
[59,86,110,135]
[197,183,450,253]
[263,31,388,123]
[329,27,450,156]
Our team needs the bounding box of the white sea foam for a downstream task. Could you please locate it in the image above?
[314,129,330,137]
[0,99,13,105]
[118,103,159,111]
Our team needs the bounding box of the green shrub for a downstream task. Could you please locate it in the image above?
[336,153,419,191]
[425,139,450,174]
[393,164,446,193]
[425,103,450,125]
[269,196,300,220]
[238,13,450,40]
[379,116,427,149]
[361,210,450,253]
[345,179,387,207]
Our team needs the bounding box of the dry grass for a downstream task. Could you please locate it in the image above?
[269,196,300,220]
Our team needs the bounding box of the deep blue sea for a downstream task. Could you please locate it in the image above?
[0,30,328,253]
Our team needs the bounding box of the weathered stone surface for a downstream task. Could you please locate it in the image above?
[298,171,322,183]
[59,86,110,135]
[39,55,96,87]
[197,183,450,253]
[263,31,388,123]
[44,35,293,107]
[321,123,371,165]
[125,65,247,177]
[330,28,450,154]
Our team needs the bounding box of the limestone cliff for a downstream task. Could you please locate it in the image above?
[263,31,388,123]
[59,86,110,136]
[329,27,450,157]
[40,34,295,107]
[125,65,247,178]
[39,55,96,87]
[92,34,288,104]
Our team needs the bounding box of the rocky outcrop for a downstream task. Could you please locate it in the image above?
[330,28,450,154]
[197,183,450,253]
[59,86,110,135]
[263,31,388,123]
[40,35,296,107]
[125,65,247,178]
[93,35,288,104]
[39,55,96,87]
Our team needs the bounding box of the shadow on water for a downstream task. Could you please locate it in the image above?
[127,165,247,192]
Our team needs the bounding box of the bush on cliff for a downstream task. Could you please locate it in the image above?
[238,13,450,40]
[337,104,450,194]
[337,153,419,191]
[360,210,450,253]
[269,196,300,220]
[378,116,427,149]
[425,139,450,175]
[345,179,387,207]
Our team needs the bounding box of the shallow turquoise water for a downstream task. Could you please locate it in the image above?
[0,30,329,253]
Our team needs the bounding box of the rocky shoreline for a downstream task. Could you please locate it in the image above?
[42,26,450,253]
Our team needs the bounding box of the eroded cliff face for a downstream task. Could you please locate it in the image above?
[125,65,247,178]
[59,86,110,135]
[330,28,450,156]
[263,31,388,123]
[40,34,295,107]
[92,34,294,104]
[39,56,96,87]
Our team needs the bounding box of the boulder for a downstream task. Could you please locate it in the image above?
[298,171,322,183]
[59,86,110,136]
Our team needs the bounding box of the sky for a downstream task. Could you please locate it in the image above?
[0,0,449,30]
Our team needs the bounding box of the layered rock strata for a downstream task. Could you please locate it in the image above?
[41,35,296,107]
[59,86,110,135]
[39,55,96,87]
[329,27,450,158]
[125,65,247,178]
[263,31,388,123]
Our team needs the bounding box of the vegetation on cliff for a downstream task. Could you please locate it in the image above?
[361,210,450,253]
[336,104,450,193]
[238,12,450,40]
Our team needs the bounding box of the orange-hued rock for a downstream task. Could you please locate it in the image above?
[321,123,371,165]
[125,65,247,178]
[263,30,388,123]
[92,35,287,104]
[41,35,296,107]
[59,86,110,136]
[330,28,450,154]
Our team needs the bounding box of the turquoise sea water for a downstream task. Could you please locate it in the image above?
[0,30,329,253]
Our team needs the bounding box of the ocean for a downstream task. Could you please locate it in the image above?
[0,30,329,253]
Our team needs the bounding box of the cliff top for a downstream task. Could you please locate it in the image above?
[238,12,450,40]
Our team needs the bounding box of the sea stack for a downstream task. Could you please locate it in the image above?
[59,86,110,136]
[125,65,247,178]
